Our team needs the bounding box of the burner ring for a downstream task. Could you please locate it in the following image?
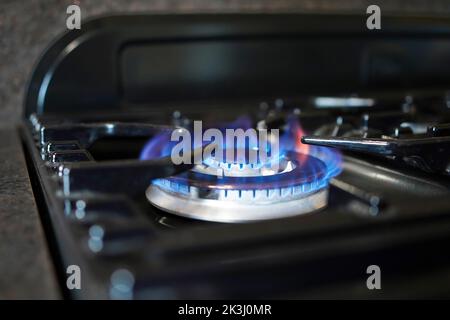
[165,151,328,190]
[146,152,331,223]
[147,186,328,223]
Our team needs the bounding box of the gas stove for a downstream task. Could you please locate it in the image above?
[21,14,450,299]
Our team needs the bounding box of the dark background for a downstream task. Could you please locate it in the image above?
[2,0,450,127]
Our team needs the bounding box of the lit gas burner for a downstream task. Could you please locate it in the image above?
[143,118,342,223]
[146,150,340,223]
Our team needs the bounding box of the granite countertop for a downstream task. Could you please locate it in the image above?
[0,128,59,299]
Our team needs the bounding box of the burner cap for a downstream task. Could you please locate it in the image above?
[146,152,331,223]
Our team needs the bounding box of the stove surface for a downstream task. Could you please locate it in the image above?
[16,13,450,299]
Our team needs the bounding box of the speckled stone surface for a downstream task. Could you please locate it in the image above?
[0,128,59,299]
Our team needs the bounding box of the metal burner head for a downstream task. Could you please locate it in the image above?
[195,147,291,177]
[146,152,331,223]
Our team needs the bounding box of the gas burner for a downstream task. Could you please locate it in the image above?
[18,13,450,299]
[146,151,332,223]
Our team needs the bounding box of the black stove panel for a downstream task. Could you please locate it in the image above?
[22,14,450,299]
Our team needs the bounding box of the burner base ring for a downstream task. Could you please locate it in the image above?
[146,185,328,223]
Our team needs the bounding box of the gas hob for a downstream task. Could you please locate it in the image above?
[21,14,450,299]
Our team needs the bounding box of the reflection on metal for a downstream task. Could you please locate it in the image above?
[314,97,375,108]
[147,184,328,223]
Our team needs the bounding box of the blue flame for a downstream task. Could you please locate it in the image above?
[139,116,255,161]
[139,130,174,160]
[141,116,342,194]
